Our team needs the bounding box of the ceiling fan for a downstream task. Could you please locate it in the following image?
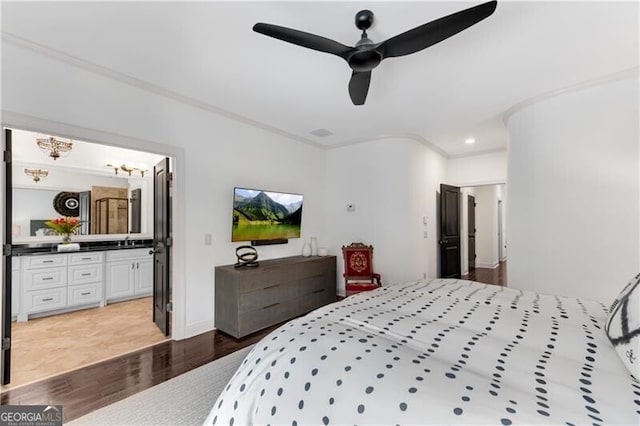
[253,1,497,105]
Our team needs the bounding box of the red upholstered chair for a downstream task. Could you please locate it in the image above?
[342,242,382,296]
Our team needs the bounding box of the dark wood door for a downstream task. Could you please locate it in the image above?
[153,158,171,336]
[78,191,91,235]
[439,184,461,279]
[2,129,12,385]
[468,195,476,271]
[130,188,141,233]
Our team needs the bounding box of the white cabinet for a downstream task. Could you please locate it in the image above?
[19,252,103,322]
[106,248,153,302]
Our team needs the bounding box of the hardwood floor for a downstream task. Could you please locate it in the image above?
[0,324,279,422]
[462,261,507,286]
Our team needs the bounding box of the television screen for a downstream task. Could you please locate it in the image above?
[232,187,303,242]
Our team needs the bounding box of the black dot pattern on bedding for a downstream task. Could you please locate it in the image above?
[207,279,640,425]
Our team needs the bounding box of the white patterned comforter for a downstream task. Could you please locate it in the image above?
[204,279,640,425]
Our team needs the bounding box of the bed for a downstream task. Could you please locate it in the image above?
[204,279,640,425]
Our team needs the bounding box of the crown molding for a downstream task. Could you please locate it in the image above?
[326,133,450,158]
[448,147,507,160]
[503,67,640,125]
[2,31,325,150]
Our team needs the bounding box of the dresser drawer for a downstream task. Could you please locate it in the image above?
[23,267,67,291]
[68,282,102,306]
[68,264,103,286]
[238,301,298,337]
[24,254,67,269]
[68,252,104,265]
[237,266,295,293]
[299,274,333,296]
[239,282,297,313]
[24,287,68,313]
[296,258,335,279]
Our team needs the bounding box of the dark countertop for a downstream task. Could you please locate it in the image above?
[11,239,153,255]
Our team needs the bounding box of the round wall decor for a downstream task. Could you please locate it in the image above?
[53,192,80,217]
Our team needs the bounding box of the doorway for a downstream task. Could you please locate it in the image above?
[2,127,174,387]
[459,183,508,286]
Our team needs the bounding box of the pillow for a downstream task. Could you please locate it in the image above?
[605,273,640,382]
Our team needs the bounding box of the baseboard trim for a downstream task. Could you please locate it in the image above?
[476,262,500,269]
[184,320,216,339]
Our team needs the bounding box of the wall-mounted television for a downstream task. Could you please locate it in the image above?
[232,187,303,244]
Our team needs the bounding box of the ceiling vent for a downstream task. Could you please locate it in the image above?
[310,128,333,137]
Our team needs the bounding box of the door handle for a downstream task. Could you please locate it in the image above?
[148,249,155,255]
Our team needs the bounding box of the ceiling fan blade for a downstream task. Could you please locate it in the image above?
[253,23,353,59]
[378,0,497,58]
[348,71,371,105]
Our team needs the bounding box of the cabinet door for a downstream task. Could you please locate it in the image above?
[134,259,153,295]
[106,261,135,299]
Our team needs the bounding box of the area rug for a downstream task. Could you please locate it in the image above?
[69,344,254,425]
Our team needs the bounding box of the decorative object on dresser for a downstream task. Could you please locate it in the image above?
[215,255,336,338]
[234,245,259,268]
[341,242,382,296]
[310,236,318,256]
[301,241,311,257]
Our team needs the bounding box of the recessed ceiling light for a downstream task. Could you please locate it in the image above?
[464,138,476,145]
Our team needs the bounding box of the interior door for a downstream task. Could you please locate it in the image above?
[439,184,461,279]
[2,129,12,384]
[468,195,476,272]
[153,158,171,336]
[498,199,504,261]
[130,188,141,233]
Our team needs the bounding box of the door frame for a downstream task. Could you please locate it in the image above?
[0,113,187,345]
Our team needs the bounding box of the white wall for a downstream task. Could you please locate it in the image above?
[447,150,507,186]
[507,76,639,303]
[324,138,447,293]
[474,185,499,269]
[2,42,327,338]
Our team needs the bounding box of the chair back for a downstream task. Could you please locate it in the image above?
[342,243,375,281]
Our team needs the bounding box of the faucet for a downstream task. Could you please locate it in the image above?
[124,235,130,246]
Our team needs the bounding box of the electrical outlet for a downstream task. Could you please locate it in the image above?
[204,233,212,246]
[423,273,427,279]
[423,231,428,238]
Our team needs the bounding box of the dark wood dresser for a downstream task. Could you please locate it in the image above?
[214,255,337,338]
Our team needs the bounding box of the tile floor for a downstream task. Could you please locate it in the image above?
[4,297,167,389]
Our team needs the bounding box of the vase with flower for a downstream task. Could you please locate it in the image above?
[45,217,83,251]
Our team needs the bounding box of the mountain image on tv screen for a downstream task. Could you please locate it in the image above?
[232,188,303,242]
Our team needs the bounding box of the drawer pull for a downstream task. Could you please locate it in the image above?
[81,292,91,296]
[263,284,280,290]
[42,260,54,264]
[263,302,280,309]
[81,273,92,277]
[42,277,54,281]
[81,257,92,261]
[42,297,54,302]
[312,289,325,294]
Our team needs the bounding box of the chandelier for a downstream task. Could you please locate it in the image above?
[24,168,49,183]
[36,135,73,160]
[106,162,148,177]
